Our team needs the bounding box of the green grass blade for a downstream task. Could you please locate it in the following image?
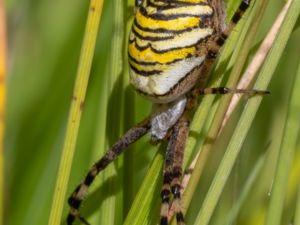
[194,0,300,224]
[124,146,164,225]
[0,3,5,225]
[47,1,105,224]
[224,155,265,225]
[96,0,126,224]
[264,25,300,225]
[295,174,300,225]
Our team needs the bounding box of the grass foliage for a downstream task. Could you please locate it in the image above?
[6,0,300,225]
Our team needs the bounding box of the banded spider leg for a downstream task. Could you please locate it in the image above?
[67,118,151,225]
[160,115,189,225]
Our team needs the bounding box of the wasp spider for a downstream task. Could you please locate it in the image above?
[67,0,267,224]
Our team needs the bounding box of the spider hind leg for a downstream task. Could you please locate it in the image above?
[160,138,175,225]
[170,116,189,225]
[67,118,151,225]
[160,115,189,225]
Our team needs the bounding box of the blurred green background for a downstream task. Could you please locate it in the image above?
[5,0,300,225]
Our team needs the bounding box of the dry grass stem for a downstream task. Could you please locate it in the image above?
[221,0,292,132]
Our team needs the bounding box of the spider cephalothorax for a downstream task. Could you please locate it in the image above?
[67,1,263,225]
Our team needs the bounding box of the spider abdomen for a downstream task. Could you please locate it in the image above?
[129,0,214,103]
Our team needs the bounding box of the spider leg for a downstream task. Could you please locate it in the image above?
[160,125,177,225]
[200,0,252,77]
[193,87,269,96]
[67,118,151,225]
[194,1,269,100]
[171,115,189,225]
[217,0,252,46]
[159,115,189,225]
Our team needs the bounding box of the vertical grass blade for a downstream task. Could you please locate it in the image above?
[295,175,300,225]
[224,155,265,225]
[124,147,164,225]
[97,0,126,224]
[47,1,104,224]
[194,0,300,224]
[264,33,300,225]
[0,1,5,225]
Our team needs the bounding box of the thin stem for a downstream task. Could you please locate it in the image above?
[224,155,265,225]
[47,1,104,224]
[295,174,300,225]
[97,0,126,223]
[0,1,5,224]
[222,0,292,130]
[124,146,164,225]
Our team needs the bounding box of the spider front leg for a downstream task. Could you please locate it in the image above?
[160,115,189,225]
[67,118,151,225]
[196,0,269,101]
[193,87,269,97]
[204,0,252,66]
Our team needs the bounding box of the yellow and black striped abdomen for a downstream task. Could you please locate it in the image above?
[129,0,214,103]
